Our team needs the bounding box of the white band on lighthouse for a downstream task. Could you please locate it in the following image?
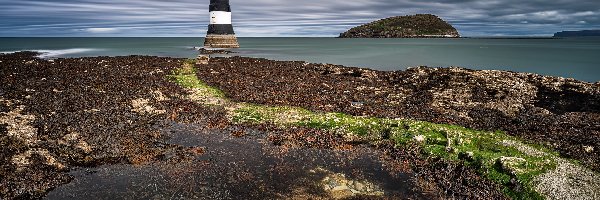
[210,11,232,24]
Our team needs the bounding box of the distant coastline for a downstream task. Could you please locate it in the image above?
[554,30,600,37]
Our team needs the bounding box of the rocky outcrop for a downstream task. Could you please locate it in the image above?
[197,57,600,173]
[339,14,460,38]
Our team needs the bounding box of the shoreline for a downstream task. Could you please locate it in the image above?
[2,37,600,83]
[1,52,599,199]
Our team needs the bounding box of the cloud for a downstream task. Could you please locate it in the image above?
[0,0,599,36]
[85,28,119,33]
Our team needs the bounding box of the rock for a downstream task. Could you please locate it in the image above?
[197,55,210,65]
[188,147,205,155]
[497,156,527,175]
[332,185,350,191]
[353,182,366,191]
[316,167,385,198]
[199,48,236,55]
[131,98,166,115]
[467,151,474,157]
[459,151,475,161]
[11,149,66,170]
[414,135,425,142]
[584,146,594,153]
[350,101,364,108]
[330,189,354,199]
[75,141,92,154]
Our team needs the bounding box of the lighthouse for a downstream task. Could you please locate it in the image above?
[204,0,240,48]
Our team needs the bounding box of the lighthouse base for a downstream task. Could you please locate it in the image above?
[204,34,240,48]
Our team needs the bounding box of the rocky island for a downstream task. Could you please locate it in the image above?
[339,14,460,38]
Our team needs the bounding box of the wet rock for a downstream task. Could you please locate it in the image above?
[199,48,236,55]
[196,55,210,65]
[414,135,425,142]
[497,156,527,175]
[0,103,38,147]
[584,146,594,153]
[12,149,66,171]
[187,146,205,156]
[131,98,166,115]
[458,151,475,161]
[350,101,364,108]
[313,167,385,199]
[75,140,93,154]
[0,124,7,133]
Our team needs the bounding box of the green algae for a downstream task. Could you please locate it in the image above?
[169,61,582,199]
[168,60,226,99]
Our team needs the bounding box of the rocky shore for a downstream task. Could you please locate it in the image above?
[199,57,600,173]
[1,52,599,199]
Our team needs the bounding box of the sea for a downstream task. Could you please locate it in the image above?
[1,37,599,82]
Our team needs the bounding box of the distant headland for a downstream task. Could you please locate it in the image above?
[554,30,600,38]
[338,14,460,38]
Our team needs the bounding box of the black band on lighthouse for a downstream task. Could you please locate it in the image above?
[209,0,231,12]
[208,24,235,35]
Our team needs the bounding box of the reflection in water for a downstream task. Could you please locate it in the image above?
[46,123,425,199]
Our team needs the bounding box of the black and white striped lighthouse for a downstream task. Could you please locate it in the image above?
[204,0,239,48]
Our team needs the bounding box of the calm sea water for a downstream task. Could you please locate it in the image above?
[1,37,599,82]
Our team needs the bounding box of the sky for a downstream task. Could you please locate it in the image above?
[0,0,599,37]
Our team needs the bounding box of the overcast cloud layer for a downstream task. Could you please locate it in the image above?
[1,0,599,37]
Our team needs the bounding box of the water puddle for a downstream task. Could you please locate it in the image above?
[46,123,426,199]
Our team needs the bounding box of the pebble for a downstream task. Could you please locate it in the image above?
[584,146,594,153]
